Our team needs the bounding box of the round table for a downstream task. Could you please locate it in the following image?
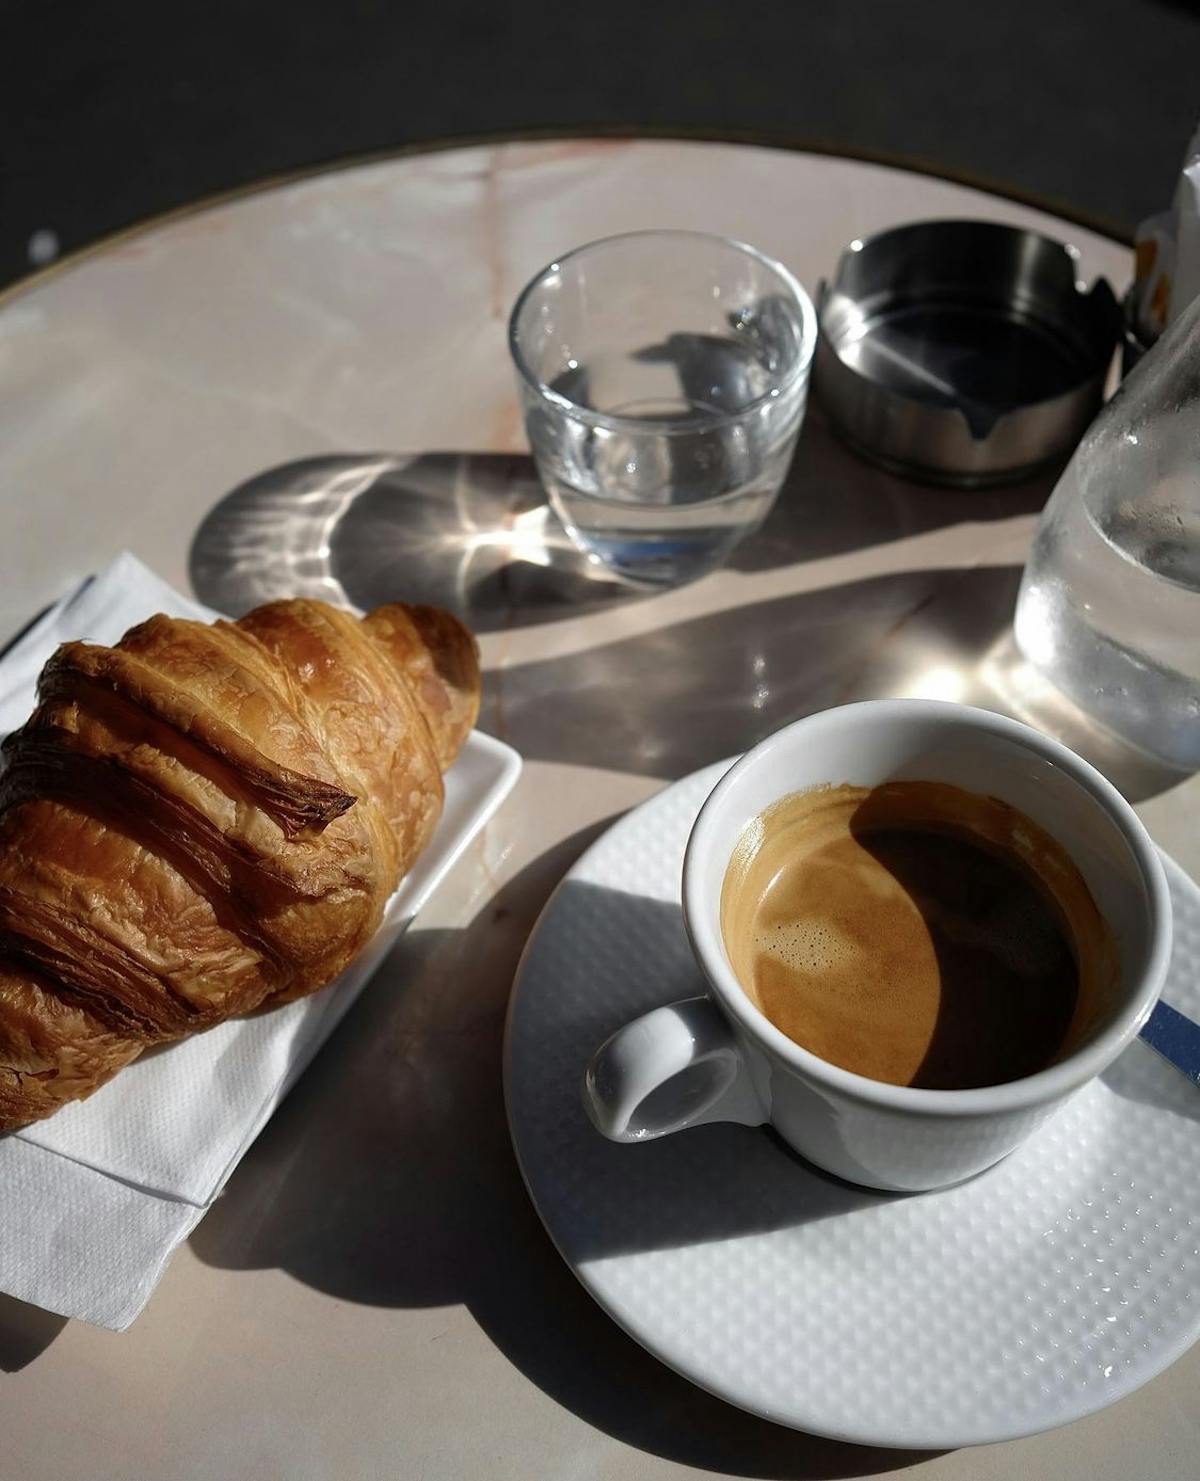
[1,138,1196,1481]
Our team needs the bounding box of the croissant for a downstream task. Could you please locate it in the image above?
[0,597,480,1131]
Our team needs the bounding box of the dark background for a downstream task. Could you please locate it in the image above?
[3,0,1199,289]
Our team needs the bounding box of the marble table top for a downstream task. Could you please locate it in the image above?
[0,137,1196,1481]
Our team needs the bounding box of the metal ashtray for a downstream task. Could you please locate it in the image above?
[814,219,1122,486]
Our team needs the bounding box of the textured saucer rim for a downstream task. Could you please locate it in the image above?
[504,759,1200,1450]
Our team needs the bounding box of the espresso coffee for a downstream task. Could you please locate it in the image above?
[720,781,1117,1090]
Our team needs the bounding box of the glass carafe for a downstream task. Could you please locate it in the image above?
[1014,294,1200,771]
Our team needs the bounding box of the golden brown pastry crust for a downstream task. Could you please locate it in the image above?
[0,598,480,1130]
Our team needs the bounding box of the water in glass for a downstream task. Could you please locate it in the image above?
[1015,299,1200,770]
[510,232,814,588]
[525,332,803,586]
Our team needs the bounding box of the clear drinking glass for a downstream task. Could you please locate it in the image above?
[509,230,816,587]
[1014,290,1200,771]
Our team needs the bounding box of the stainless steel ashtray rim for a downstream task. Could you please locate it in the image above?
[813,218,1123,487]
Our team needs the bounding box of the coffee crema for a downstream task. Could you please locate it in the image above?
[720,781,1118,1090]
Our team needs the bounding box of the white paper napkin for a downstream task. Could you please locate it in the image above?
[0,554,520,1329]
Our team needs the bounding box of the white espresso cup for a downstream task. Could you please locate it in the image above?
[584,701,1172,1192]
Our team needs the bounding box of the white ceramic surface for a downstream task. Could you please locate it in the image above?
[588,702,1171,1191]
[507,760,1200,1449]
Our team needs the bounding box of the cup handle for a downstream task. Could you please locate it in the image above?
[583,996,767,1143]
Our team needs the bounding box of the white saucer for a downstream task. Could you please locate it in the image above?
[504,761,1200,1449]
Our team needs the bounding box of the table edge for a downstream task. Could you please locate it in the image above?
[0,125,1131,311]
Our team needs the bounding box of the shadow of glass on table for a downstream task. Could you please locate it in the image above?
[186,430,1188,801]
[188,825,943,1478]
[186,411,1055,627]
[191,443,1190,804]
[188,451,634,630]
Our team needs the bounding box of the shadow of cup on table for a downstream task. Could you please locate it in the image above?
[188,826,941,1478]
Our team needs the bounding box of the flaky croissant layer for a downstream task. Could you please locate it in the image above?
[0,597,480,1130]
